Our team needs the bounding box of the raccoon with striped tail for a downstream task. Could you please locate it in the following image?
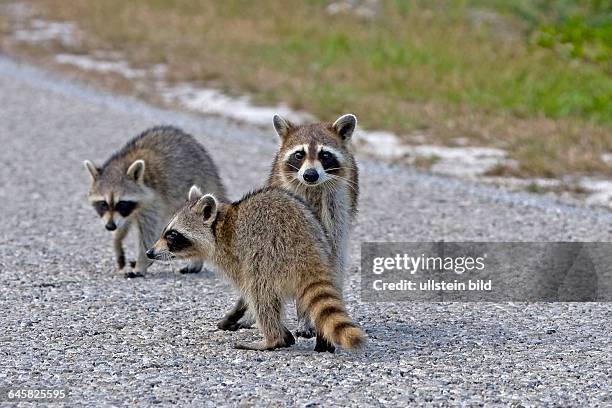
[219,114,359,338]
[83,126,226,278]
[147,186,366,352]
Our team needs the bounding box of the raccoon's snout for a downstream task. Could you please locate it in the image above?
[146,248,156,260]
[105,220,117,231]
[146,247,173,261]
[303,168,319,183]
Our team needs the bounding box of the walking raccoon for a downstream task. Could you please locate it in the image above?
[83,126,226,277]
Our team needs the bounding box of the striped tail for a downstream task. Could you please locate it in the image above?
[298,277,366,350]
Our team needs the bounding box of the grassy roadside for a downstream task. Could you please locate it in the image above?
[5,0,612,178]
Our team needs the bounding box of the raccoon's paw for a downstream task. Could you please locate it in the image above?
[178,265,201,274]
[314,334,336,353]
[124,271,144,279]
[217,319,252,331]
[217,320,241,331]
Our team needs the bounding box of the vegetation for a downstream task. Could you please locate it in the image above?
[13,0,612,177]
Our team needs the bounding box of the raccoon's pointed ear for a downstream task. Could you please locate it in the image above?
[193,194,218,223]
[83,160,99,181]
[126,160,146,184]
[332,114,357,141]
[273,114,294,140]
[188,185,203,201]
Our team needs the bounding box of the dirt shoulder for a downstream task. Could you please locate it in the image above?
[2,0,611,207]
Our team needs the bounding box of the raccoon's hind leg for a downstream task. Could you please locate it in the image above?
[295,302,317,339]
[179,259,203,274]
[234,296,295,351]
[314,332,336,353]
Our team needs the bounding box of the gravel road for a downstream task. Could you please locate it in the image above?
[0,56,610,406]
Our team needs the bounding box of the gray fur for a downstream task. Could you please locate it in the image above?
[84,126,226,277]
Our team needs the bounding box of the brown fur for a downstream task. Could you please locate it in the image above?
[149,187,366,352]
[220,115,360,337]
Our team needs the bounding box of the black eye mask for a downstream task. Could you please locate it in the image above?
[93,201,109,216]
[114,201,138,217]
[319,151,340,171]
[164,229,192,252]
[286,150,305,171]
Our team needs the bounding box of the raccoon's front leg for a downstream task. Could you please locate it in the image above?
[218,297,247,331]
[234,297,295,351]
[113,226,129,273]
[132,240,153,278]
[126,242,151,278]
[218,297,255,331]
[130,219,157,278]
[179,259,204,274]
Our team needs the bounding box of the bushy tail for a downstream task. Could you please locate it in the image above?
[298,277,366,350]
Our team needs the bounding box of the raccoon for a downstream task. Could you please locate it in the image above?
[219,114,359,337]
[269,114,359,285]
[147,186,366,352]
[83,126,226,278]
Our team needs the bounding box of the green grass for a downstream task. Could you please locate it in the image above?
[14,0,612,177]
